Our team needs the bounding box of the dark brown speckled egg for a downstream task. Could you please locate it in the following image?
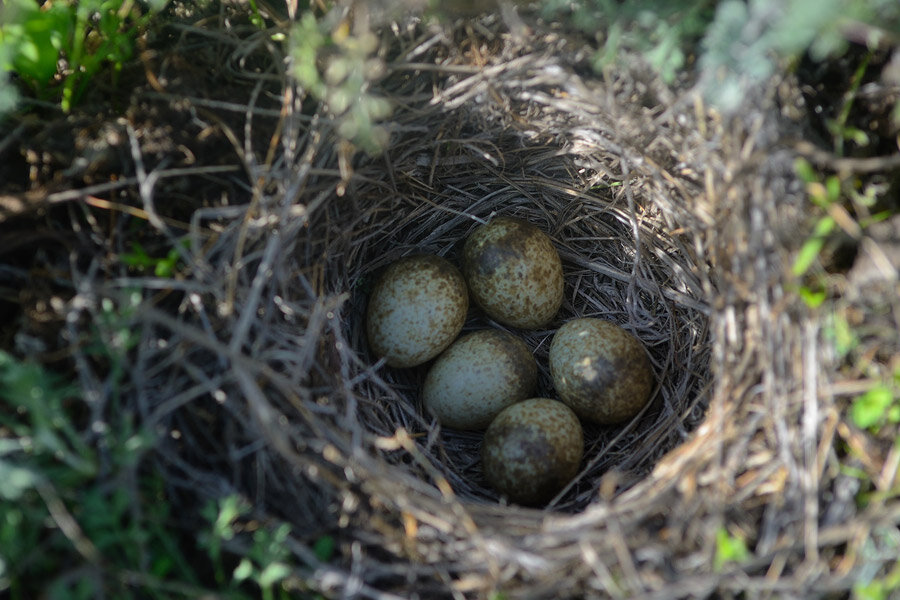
[462,217,563,329]
[366,255,468,368]
[482,398,583,505]
[549,318,653,425]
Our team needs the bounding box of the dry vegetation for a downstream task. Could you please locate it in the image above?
[1,2,899,598]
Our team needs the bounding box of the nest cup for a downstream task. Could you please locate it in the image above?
[138,14,736,596]
[301,27,713,513]
[338,141,710,509]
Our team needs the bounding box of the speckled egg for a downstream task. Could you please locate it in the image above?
[462,217,564,329]
[549,318,653,425]
[366,254,468,368]
[423,329,537,430]
[482,398,583,505]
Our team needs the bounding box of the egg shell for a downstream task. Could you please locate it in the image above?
[462,216,564,329]
[423,329,537,430]
[366,254,468,368]
[482,398,583,505]
[549,318,653,425]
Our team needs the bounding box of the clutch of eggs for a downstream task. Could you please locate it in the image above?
[364,222,654,506]
[366,254,468,368]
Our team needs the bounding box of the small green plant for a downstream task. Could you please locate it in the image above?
[233,524,293,600]
[0,0,169,114]
[850,373,900,431]
[789,156,847,308]
[700,0,900,112]
[0,0,72,94]
[542,0,717,83]
[791,153,893,308]
[83,289,145,406]
[713,525,750,571]
[200,494,297,600]
[855,572,900,600]
[824,311,859,361]
[786,42,897,316]
[0,351,204,598]
[827,51,874,155]
[121,241,185,278]
[853,528,900,600]
[290,12,391,155]
[0,352,96,481]
[202,494,250,586]
[791,158,845,280]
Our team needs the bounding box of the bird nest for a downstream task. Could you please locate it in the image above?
[55,8,869,599]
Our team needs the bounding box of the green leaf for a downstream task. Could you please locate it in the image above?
[12,34,60,84]
[851,385,895,430]
[291,12,328,98]
[258,562,291,588]
[0,0,72,85]
[593,21,623,72]
[154,248,180,277]
[854,581,886,600]
[826,312,858,359]
[312,535,335,562]
[714,526,749,571]
[792,216,835,276]
[214,495,246,540]
[841,125,870,147]
[889,404,900,424]
[121,242,153,269]
[1,0,165,112]
[839,463,869,480]
[0,459,37,500]
[793,238,826,277]
[233,558,254,582]
[825,175,842,203]
[794,157,818,184]
[151,553,175,577]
